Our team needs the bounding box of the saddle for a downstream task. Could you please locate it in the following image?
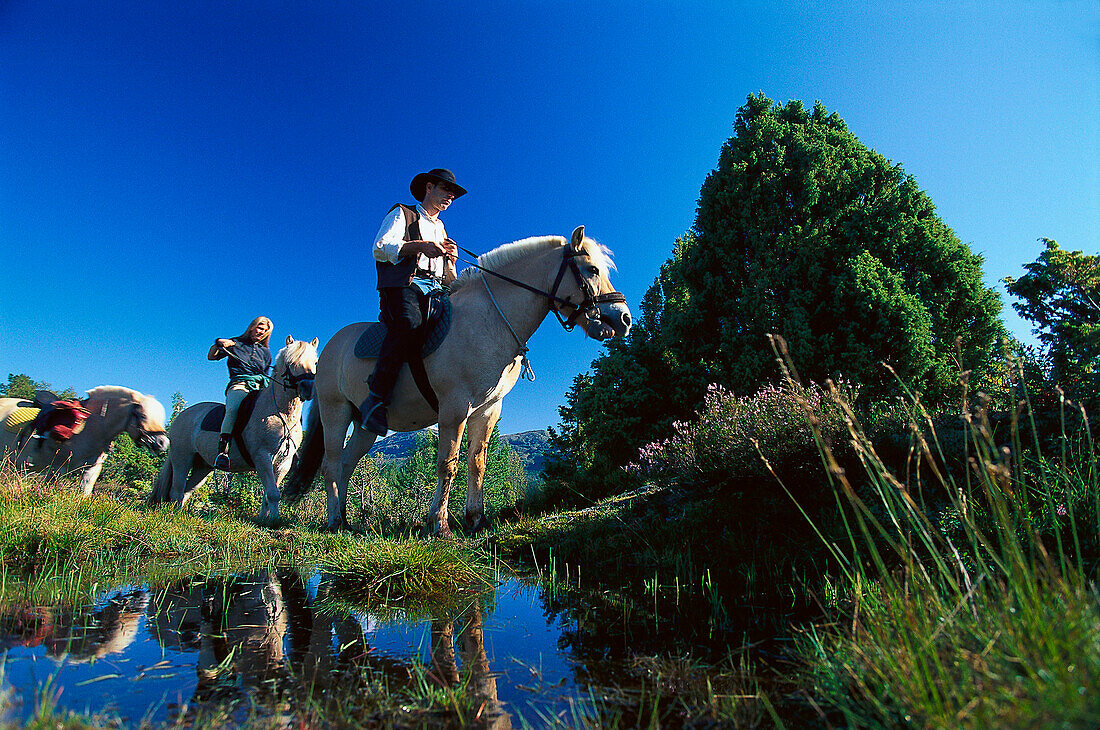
[3,391,90,444]
[199,390,261,468]
[354,290,452,359]
[354,290,452,412]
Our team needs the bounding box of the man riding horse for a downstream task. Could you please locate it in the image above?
[359,168,465,435]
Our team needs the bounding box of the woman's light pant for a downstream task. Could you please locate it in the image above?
[220,383,250,434]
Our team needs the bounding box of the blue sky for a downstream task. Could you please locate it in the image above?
[1,1,1097,435]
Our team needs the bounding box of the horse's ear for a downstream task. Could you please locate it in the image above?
[570,225,585,250]
[310,337,319,348]
[286,335,294,346]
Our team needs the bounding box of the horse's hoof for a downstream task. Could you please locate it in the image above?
[464,513,490,535]
[428,519,454,540]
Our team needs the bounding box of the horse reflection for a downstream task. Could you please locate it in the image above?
[1,571,514,726]
[431,598,512,730]
[0,590,148,662]
[147,571,291,718]
[145,569,371,722]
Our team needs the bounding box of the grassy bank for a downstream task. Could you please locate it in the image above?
[0,465,496,609]
[3,366,1097,728]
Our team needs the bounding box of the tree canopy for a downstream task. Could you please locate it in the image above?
[2,373,77,400]
[545,94,1003,501]
[1005,238,1099,400]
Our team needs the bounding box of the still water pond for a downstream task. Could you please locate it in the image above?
[0,570,641,727]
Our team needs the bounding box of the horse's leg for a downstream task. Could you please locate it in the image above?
[427,415,467,539]
[267,452,298,525]
[333,428,377,527]
[168,448,197,505]
[256,454,281,525]
[320,402,355,530]
[180,457,213,508]
[464,402,502,533]
[78,452,108,496]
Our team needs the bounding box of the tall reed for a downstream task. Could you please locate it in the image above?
[766,336,1100,727]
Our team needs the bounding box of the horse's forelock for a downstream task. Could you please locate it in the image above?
[278,339,318,371]
[579,237,616,273]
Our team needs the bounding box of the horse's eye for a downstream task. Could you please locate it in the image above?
[586,265,600,276]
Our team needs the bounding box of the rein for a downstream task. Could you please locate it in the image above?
[269,362,312,463]
[480,274,536,381]
[454,243,626,331]
[453,240,626,384]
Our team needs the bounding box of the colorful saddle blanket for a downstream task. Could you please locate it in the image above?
[3,399,89,441]
[354,292,452,359]
[3,407,39,435]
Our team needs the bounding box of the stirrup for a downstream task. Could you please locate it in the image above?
[214,435,231,469]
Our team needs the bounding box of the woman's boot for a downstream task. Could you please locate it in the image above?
[214,433,231,469]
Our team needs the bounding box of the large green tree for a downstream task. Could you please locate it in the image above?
[1004,238,1099,400]
[546,95,1003,501]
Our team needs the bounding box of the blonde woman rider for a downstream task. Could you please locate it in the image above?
[207,316,273,469]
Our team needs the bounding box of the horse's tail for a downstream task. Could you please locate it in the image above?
[282,404,324,505]
[149,458,172,505]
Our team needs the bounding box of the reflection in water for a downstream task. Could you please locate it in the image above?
[0,590,149,663]
[432,598,512,730]
[148,572,292,721]
[1,571,514,728]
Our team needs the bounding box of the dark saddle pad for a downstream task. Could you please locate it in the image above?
[200,390,262,468]
[200,390,261,435]
[354,292,452,359]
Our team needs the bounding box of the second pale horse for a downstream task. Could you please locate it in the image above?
[149,336,318,523]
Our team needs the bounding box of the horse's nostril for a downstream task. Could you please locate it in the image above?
[621,312,632,327]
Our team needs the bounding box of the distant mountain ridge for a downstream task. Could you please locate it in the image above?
[367,428,551,481]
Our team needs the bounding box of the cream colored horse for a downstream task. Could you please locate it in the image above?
[148,336,317,523]
[0,386,169,494]
[284,226,632,536]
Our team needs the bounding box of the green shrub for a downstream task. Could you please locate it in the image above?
[629,380,857,512]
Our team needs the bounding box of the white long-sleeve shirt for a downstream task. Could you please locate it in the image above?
[372,204,448,280]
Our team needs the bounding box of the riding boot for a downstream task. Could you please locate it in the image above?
[363,331,406,436]
[358,391,389,436]
[364,286,423,437]
[214,433,232,469]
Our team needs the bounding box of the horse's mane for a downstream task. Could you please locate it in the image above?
[449,235,615,294]
[85,385,167,428]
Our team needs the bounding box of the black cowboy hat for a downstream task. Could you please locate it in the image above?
[410,168,467,202]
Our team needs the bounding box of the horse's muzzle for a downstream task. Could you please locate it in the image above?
[586,302,632,340]
[298,379,315,401]
[140,433,170,454]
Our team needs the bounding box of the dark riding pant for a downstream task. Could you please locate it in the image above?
[369,285,429,404]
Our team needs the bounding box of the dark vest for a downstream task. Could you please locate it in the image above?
[376,203,424,289]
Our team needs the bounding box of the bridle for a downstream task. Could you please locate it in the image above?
[456,243,626,332]
[275,363,315,392]
[547,248,628,330]
[454,242,627,381]
[126,403,166,449]
[270,357,316,461]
